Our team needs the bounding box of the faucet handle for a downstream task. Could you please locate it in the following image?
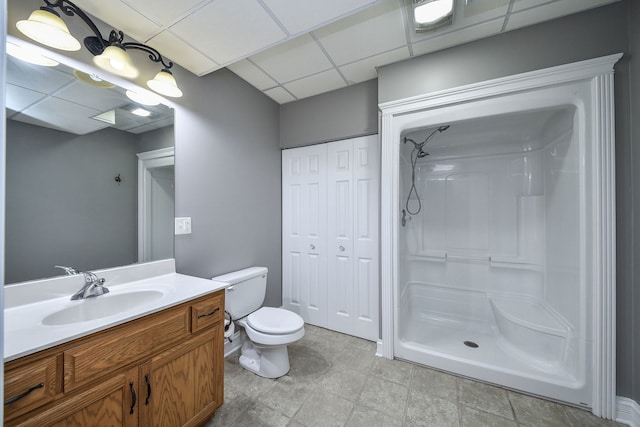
[81,271,99,284]
[55,265,78,276]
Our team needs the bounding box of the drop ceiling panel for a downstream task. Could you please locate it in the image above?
[227,60,278,91]
[6,84,47,112]
[511,0,561,12]
[412,19,504,56]
[264,87,296,104]
[19,97,107,135]
[73,0,160,42]
[506,0,619,31]
[261,0,379,35]
[250,34,333,83]
[169,0,287,65]
[147,30,220,76]
[54,83,128,112]
[122,0,206,26]
[339,47,410,84]
[6,59,74,94]
[314,0,407,66]
[284,69,346,100]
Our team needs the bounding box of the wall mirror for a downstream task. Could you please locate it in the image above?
[5,36,175,284]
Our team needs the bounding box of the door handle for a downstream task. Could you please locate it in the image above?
[310,244,316,250]
[339,246,345,252]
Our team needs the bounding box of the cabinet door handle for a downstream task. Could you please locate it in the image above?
[129,381,136,414]
[197,307,220,319]
[145,374,152,405]
[4,383,44,405]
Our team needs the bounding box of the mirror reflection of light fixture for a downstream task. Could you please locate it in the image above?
[131,107,151,118]
[73,69,115,88]
[6,41,59,66]
[412,0,454,32]
[126,90,162,106]
[17,0,183,97]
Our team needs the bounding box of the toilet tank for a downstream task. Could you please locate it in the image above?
[212,267,268,319]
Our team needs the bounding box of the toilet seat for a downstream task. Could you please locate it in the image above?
[248,307,304,335]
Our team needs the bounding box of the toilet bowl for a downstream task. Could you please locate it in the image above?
[212,267,305,378]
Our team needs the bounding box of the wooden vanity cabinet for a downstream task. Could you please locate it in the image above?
[4,290,224,427]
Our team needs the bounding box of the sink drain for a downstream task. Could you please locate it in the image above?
[464,341,479,348]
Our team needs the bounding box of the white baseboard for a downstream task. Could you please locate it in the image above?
[616,397,640,427]
[375,340,383,357]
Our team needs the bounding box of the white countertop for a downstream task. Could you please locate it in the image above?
[4,260,228,362]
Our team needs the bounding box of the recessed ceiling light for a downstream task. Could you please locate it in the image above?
[412,0,454,32]
[131,107,151,117]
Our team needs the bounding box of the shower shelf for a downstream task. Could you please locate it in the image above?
[410,252,543,271]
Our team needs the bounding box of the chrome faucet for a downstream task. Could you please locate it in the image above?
[71,271,109,300]
[55,265,109,300]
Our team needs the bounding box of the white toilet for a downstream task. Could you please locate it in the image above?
[213,266,304,378]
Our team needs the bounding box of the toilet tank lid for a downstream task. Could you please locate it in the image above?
[211,266,268,284]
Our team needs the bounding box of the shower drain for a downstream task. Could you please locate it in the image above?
[464,341,479,348]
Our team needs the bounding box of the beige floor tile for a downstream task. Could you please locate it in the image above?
[293,390,354,427]
[370,357,414,385]
[405,388,459,427]
[205,386,253,427]
[563,405,624,426]
[357,376,409,419]
[509,391,573,426]
[410,366,459,401]
[459,378,513,419]
[332,346,377,374]
[346,404,403,427]
[230,369,277,399]
[233,401,291,427]
[461,405,517,427]
[258,375,313,417]
[319,366,368,401]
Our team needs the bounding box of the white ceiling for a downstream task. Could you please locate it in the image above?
[41,0,622,104]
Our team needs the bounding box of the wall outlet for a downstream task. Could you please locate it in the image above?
[175,217,192,235]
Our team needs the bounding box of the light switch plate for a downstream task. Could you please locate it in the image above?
[175,217,192,235]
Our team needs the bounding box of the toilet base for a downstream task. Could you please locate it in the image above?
[239,339,290,379]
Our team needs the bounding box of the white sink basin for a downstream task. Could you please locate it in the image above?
[42,290,164,326]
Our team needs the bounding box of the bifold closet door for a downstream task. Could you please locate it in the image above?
[326,135,379,341]
[282,145,327,327]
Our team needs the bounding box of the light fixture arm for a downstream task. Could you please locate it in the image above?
[40,0,174,71]
[42,0,108,52]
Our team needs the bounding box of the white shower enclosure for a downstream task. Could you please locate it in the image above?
[379,55,620,418]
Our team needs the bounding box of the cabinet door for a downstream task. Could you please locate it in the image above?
[282,145,328,327]
[140,328,221,427]
[327,135,379,341]
[13,369,138,427]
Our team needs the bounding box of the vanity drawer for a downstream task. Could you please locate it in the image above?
[4,356,57,420]
[63,306,190,392]
[191,291,224,333]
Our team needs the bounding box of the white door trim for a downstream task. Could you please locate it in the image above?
[137,147,175,262]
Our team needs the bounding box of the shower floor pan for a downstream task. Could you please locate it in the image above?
[397,283,582,397]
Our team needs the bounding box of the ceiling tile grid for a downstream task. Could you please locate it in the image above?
[71,0,621,104]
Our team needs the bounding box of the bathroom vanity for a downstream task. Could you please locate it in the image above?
[4,260,226,427]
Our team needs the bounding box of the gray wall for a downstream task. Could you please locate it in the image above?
[171,67,282,307]
[135,125,175,153]
[627,0,640,404]
[280,79,378,148]
[5,122,139,283]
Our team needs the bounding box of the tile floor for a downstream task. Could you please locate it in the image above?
[206,324,623,427]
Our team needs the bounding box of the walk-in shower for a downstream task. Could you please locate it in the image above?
[379,55,620,417]
[398,108,584,403]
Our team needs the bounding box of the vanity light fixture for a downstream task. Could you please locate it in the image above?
[73,70,115,88]
[412,0,454,32]
[17,0,183,98]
